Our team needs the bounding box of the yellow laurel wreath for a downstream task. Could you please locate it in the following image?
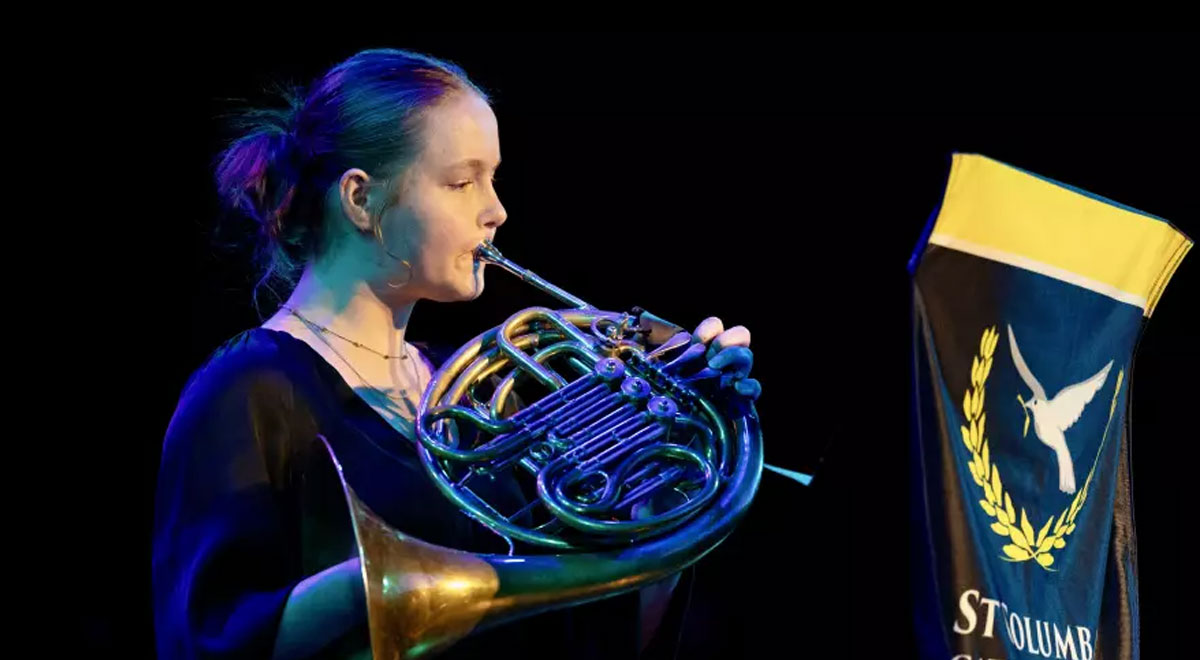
[960,326,1123,570]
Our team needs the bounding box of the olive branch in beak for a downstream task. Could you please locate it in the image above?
[1016,393,1031,437]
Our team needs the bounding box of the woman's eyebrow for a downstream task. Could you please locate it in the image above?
[448,158,501,171]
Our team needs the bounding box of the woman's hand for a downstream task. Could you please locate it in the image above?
[689,316,761,401]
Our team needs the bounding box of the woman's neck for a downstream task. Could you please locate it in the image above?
[274,262,418,361]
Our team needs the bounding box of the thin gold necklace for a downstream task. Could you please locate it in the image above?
[284,307,422,405]
[279,304,410,360]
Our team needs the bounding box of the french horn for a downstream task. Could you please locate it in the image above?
[319,239,763,658]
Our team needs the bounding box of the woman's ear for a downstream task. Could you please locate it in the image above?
[337,168,375,234]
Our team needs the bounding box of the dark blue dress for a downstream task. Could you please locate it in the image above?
[152,327,693,659]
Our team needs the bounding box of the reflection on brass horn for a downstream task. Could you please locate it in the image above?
[321,239,764,658]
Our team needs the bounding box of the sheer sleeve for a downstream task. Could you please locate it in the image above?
[153,347,311,659]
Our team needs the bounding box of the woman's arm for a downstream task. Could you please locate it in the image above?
[272,557,368,660]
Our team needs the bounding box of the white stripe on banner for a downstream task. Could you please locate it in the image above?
[928,233,1148,310]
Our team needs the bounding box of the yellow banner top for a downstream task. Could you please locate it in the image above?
[927,152,1191,316]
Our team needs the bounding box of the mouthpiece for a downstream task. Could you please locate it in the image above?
[472,239,594,310]
[475,239,504,265]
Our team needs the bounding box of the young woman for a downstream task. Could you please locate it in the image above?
[153,47,760,659]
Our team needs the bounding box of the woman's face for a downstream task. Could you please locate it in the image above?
[379,91,508,303]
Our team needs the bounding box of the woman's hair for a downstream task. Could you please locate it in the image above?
[213,48,491,310]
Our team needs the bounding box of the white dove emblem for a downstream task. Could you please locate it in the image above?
[1006,324,1113,494]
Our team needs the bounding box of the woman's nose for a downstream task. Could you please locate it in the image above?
[483,199,508,230]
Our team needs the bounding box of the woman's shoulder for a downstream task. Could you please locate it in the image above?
[172,327,334,416]
[183,327,298,384]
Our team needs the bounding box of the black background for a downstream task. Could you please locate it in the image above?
[60,32,1193,657]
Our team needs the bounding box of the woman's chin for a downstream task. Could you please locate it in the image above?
[463,268,485,299]
[439,275,484,302]
[463,279,485,300]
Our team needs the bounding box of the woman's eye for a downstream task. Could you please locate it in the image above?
[450,176,498,191]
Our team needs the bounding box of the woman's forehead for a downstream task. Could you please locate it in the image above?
[419,94,501,169]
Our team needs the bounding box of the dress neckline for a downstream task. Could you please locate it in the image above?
[251,326,440,442]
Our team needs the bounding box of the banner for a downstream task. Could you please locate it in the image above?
[908,152,1191,659]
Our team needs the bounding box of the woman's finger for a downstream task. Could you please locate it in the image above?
[709,346,753,378]
[705,325,751,361]
[691,317,724,346]
[734,378,762,400]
